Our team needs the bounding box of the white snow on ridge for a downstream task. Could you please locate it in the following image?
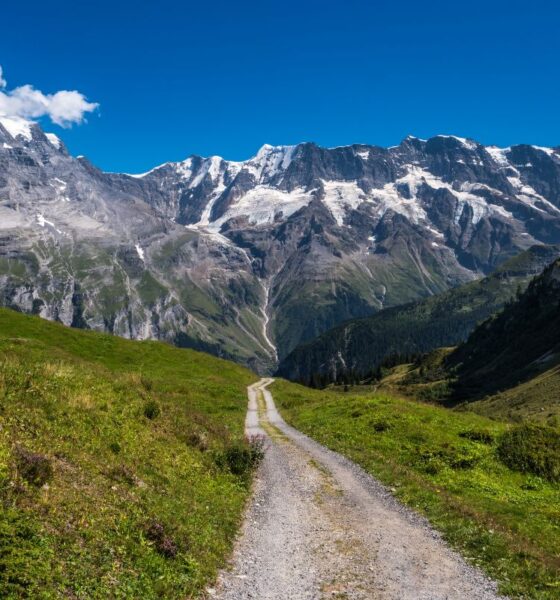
[135,244,145,261]
[175,157,193,180]
[244,144,297,181]
[323,181,368,225]
[485,146,511,168]
[45,133,62,149]
[320,166,520,229]
[506,174,560,214]
[435,135,478,150]
[208,186,311,230]
[0,116,33,141]
[532,145,556,156]
[190,156,222,187]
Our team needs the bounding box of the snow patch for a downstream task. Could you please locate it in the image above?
[506,174,560,214]
[435,135,478,150]
[45,132,62,149]
[323,181,368,225]
[532,146,556,156]
[356,149,370,161]
[208,186,312,230]
[135,244,145,261]
[0,116,33,141]
[436,135,478,150]
[485,146,511,168]
[36,213,62,234]
[245,145,297,181]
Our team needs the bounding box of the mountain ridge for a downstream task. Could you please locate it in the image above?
[2,115,560,372]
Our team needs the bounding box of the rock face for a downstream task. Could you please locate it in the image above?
[1,117,560,372]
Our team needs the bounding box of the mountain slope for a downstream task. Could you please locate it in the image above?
[277,245,560,384]
[447,257,560,403]
[0,307,257,598]
[3,116,560,371]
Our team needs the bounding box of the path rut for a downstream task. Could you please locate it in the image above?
[212,378,506,600]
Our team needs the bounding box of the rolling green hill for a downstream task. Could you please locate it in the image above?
[277,245,560,386]
[0,308,258,598]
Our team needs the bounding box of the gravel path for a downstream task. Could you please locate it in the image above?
[211,378,506,600]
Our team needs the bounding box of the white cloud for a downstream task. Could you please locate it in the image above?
[0,66,98,127]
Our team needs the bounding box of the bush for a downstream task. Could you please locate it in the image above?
[144,520,178,558]
[14,447,53,487]
[215,435,266,476]
[459,429,495,444]
[497,423,560,482]
[186,431,209,452]
[109,441,121,454]
[143,400,160,420]
[415,444,480,473]
[371,419,392,433]
[108,464,138,486]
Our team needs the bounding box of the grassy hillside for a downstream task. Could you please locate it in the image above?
[0,308,257,599]
[369,350,560,424]
[466,364,560,423]
[277,245,560,385]
[272,380,560,599]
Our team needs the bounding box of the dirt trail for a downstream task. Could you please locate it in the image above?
[212,378,506,600]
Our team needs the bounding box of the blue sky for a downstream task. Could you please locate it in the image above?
[1,0,559,172]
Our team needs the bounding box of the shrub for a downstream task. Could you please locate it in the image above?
[247,434,266,464]
[186,431,209,452]
[144,520,178,558]
[415,444,480,472]
[497,423,560,482]
[143,400,160,420]
[459,429,495,445]
[109,441,121,454]
[108,464,138,486]
[14,447,53,487]
[371,419,392,433]
[215,435,266,476]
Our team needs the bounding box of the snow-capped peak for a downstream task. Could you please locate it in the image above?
[532,145,557,157]
[434,135,478,150]
[246,144,297,180]
[256,143,275,157]
[0,115,34,142]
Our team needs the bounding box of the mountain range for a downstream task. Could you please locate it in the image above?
[2,114,560,372]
